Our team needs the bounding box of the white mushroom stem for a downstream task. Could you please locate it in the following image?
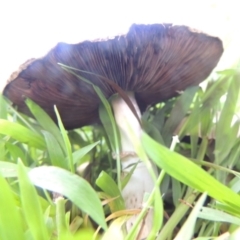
[111,93,157,239]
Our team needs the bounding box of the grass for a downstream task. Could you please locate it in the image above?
[0,68,240,239]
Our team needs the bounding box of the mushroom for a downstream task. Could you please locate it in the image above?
[3,23,223,238]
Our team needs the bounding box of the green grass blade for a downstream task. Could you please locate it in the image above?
[59,65,122,190]
[98,101,119,151]
[5,142,28,165]
[162,86,198,146]
[215,72,240,164]
[198,207,240,225]
[25,98,66,152]
[72,141,100,165]
[172,178,183,207]
[0,140,5,160]
[0,176,25,240]
[142,120,165,145]
[147,173,164,240]
[55,197,70,240]
[0,94,8,119]
[201,72,231,104]
[18,160,49,240]
[142,132,240,212]
[157,192,197,240]
[0,161,18,177]
[96,171,125,211]
[150,101,175,134]
[54,106,74,172]
[28,166,107,230]
[121,162,137,190]
[0,119,45,149]
[96,91,121,190]
[174,192,208,240]
[42,130,68,169]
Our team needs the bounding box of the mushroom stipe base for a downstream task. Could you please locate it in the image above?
[111,93,157,239]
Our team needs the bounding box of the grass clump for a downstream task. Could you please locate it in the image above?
[0,68,240,239]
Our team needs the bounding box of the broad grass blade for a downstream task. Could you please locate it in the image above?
[0,119,45,149]
[29,166,107,230]
[96,171,125,211]
[142,132,240,212]
[0,176,25,240]
[18,160,49,240]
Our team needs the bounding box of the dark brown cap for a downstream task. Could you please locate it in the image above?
[3,24,223,129]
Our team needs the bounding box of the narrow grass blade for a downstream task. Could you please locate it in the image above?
[42,130,67,169]
[172,178,183,207]
[97,94,121,190]
[0,119,45,149]
[54,106,74,172]
[25,98,66,152]
[201,73,231,104]
[151,101,175,134]
[0,140,5,160]
[198,207,240,225]
[0,94,8,119]
[55,197,70,240]
[96,171,125,211]
[157,192,198,240]
[18,160,49,240]
[148,175,164,240]
[29,166,107,230]
[215,73,240,164]
[73,141,100,165]
[174,192,207,240]
[142,132,240,212]
[59,65,122,189]
[162,86,198,146]
[5,142,27,165]
[121,162,137,189]
[0,176,25,240]
[99,103,120,150]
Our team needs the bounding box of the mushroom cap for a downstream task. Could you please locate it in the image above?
[3,23,223,129]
